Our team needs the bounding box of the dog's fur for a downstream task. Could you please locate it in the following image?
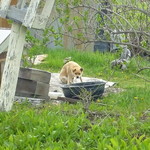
[59,61,83,84]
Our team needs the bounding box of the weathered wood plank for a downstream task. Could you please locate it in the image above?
[6,6,26,24]
[32,0,55,29]
[19,68,51,84]
[14,96,46,105]
[41,0,55,17]
[16,78,50,97]
[0,0,12,18]
[31,14,48,30]
[16,78,36,95]
[17,0,26,9]
[0,0,55,111]
[0,23,26,111]
[23,0,41,28]
[35,81,50,96]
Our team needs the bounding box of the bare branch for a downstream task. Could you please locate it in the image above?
[113,5,150,16]
[137,67,150,74]
[111,31,150,37]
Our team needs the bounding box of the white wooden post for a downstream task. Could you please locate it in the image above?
[0,0,12,17]
[24,0,55,29]
[17,0,26,8]
[0,23,26,111]
[42,0,55,16]
[0,0,56,111]
[23,0,41,28]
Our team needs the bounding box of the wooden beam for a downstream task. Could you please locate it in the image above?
[0,0,12,18]
[23,0,55,29]
[14,96,46,105]
[19,68,51,84]
[6,6,26,24]
[28,14,48,30]
[23,0,41,28]
[0,23,26,111]
[32,0,55,29]
[41,0,55,17]
[17,0,26,9]
[16,78,50,98]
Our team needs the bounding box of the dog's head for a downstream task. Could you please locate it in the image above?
[72,67,83,79]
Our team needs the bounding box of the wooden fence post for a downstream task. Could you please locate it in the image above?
[0,0,12,17]
[0,23,26,111]
[0,0,55,111]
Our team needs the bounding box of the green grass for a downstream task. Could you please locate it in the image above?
[37,49,150,88]
[0,49,150,149]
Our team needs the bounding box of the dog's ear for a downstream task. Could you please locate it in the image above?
[73,69,76,72]
[80,68,83,72]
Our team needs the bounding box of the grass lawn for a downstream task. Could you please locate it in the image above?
[0,49,150,150]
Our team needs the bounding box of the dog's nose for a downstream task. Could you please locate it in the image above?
[76,76,79,78]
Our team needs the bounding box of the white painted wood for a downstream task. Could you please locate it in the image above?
[0,0,11,17]
[7,6,26,23]
[17,0,26,9]
[0,23,26,111]
[31,14,48,29]
[23,0,41,28]
[32,0,55,29]
[41,0,55,17]
[0,0,55,111]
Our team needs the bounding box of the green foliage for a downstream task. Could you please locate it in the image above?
[0,49,150,149]
[23,0,150,65]
[22,31,48,67]
[53,0,150,54]
[23,27,63,67]
[1,0,150,148]
[0,100,150,149]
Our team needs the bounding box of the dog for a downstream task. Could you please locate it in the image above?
[59,61,83,84]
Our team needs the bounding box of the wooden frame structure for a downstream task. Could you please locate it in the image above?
[0,0,55,111]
